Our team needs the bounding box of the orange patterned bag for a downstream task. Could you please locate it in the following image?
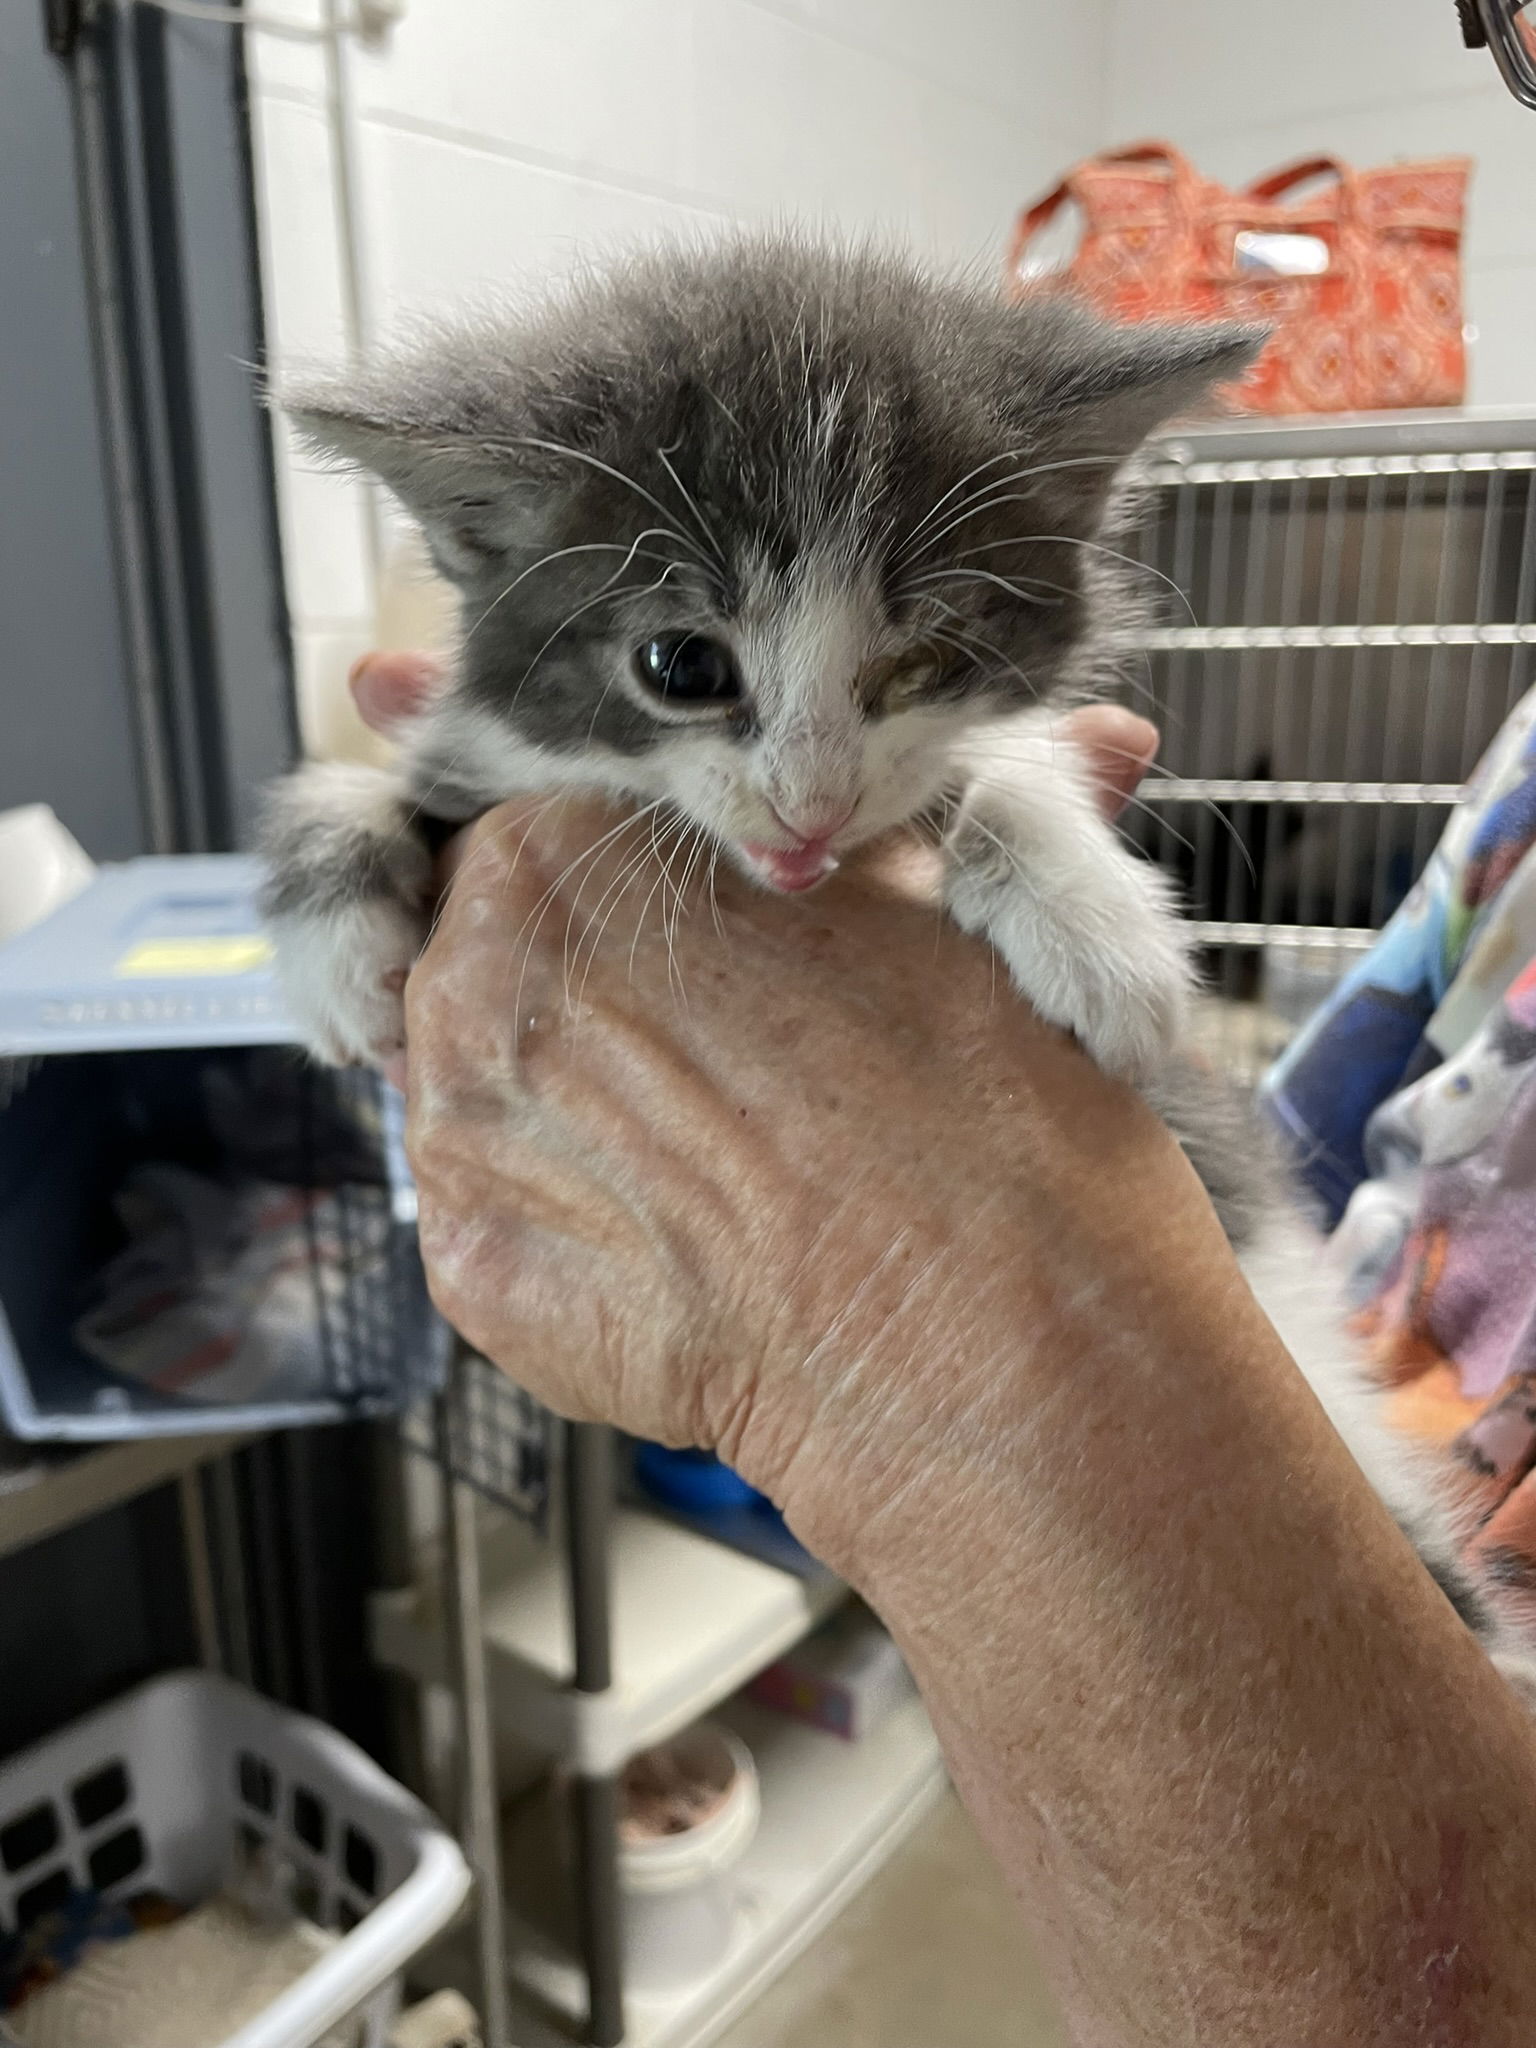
[1008,142,1472,415]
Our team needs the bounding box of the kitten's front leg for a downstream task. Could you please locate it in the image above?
[259,762,436,1066]
[942,716,1194,1081]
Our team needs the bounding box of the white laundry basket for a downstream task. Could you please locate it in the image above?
[0,1671,470,2048]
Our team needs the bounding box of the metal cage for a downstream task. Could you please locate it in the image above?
[1119,409,1536,1075]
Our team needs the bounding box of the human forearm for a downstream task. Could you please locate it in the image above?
[771,1210,1536,2047]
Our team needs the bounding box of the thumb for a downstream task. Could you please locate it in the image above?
[1062,707,1160,821]
[348,651,444,735]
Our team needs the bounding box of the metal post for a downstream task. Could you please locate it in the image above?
[565,1422,624,2047]
[205,1451,255,1684]
[437,1373,513,2048]
[371,1419,430,1799]
[176,1465,222,1671]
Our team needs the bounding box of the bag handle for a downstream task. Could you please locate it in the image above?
[1243,154,1356,212]
[1092,139,1200,181]
[1007,140,1196,285]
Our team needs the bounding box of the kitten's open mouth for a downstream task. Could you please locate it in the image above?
[740,842,841,893]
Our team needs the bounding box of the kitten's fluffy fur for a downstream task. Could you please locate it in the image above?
[261,236,1536,1700]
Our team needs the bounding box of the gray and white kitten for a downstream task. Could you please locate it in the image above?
[262,237,1536,1702]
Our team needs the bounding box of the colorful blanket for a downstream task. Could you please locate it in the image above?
[1263,686,1536,1601]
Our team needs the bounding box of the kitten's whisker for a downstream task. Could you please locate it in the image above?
[909,557,1073,602]
[927,624,1011,687]
[891,454,1124,571]
[1009,533,1198,623]
[948,803,1030,883]
[644,816,689,977]
[422,789,565,951]
[567,818,666,985]
[919,606,1038,700]
[571,826,676,1009]
[512,568,685,711]
[945,537,1074,584]
[661,822,709,1007]
[656,442,727,573]
[1030,728,1259,887]
[894,489,1062,565]
[897,486,1176,590]
[1114,792,1202,862]
[639,810,698,1007]
[628,815,688,986]
[544,811,654,994]
[963,763,1202,867]
[895,566,1068,609]
[564,810,689,1020]
[561,808,669,993]
[1095,746,1241,848]
[507,800,666,1023]
[893,449,1032,562]
[681,823,716,926]
[698,381,743,436]
[463,532,685,646]
[490,435,718,588]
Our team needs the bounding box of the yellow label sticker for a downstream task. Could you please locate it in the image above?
[115,936,274,978]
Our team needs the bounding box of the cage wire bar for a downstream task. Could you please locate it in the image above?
[1118,412,1536,1077]
[404,1351,551,1527]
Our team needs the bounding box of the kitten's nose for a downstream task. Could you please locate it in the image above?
[769,799,856,846]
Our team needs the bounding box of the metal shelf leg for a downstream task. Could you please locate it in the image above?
[567,1422,624,2047]
[438,1383,514,2048]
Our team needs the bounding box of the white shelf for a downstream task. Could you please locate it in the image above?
[0,1431,243,1562]
[371,1507,845,1772]
[505,1692,947,2048]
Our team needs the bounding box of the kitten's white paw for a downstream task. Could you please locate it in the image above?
[945,798,1193,1082]
[268,900,423,1067]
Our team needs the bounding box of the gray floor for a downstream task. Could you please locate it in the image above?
[715,1792,1068,2048]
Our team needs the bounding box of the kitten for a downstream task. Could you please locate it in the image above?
[261,236,1536,1702]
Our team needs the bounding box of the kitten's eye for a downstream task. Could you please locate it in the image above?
[634,634,741,707]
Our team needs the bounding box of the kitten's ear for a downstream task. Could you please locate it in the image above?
[1000,304,1265,519]
[281,371,535,581]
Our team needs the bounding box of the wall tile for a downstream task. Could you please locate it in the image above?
[249,94,351,359]
[269,420,376,626]
[1465,263,1536,408]
[359,120,725,328]
[243,1,329,102]
[786,0,1108,134]
[348,0,698,197]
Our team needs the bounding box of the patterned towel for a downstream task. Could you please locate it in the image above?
[1264,687,1536,1619]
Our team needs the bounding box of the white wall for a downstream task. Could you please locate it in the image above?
[248,0,1111,757]
[1104,0,1536,410]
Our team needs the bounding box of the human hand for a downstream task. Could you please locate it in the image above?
[401,799,1241,1573]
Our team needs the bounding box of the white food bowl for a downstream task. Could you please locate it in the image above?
[615,1722,759,1992]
